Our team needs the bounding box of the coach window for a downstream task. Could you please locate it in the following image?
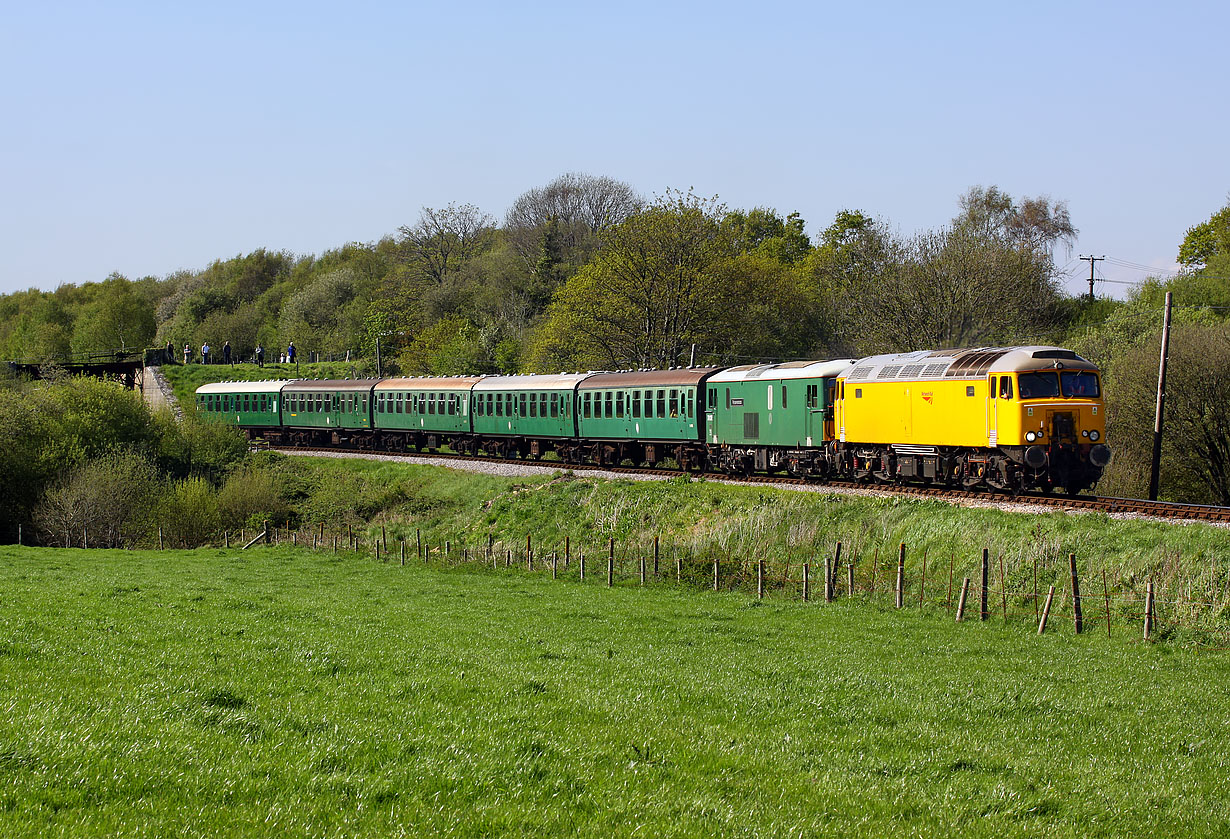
[581,392,590,418]
[687,391,694,418]
[550,393,559,418]
[616,392,625,417]
[782,386,788,409]
[669,390,678,418]
[632,391,641,418]
[529,393,538,417]
[656,389,666,418]
[1000,377,1014,400]
[518,393,526,417]
[726,388,731,409]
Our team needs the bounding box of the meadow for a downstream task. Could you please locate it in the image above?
[2,543,1229,837]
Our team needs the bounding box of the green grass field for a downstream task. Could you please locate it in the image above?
[2,544,1229,837]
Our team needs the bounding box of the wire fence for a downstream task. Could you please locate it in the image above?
[180,523,1230,645]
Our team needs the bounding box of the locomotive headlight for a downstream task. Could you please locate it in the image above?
[1082,430,1089,438]
[1025,431,1037,442]
[1089,430,1100,442]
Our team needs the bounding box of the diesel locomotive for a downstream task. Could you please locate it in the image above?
[196,345,1110,494]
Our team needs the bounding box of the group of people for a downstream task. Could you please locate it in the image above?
[167,340,295,367]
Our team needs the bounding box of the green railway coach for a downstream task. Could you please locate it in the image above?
[281,379,377,444]
[576,368,720,468]
[706,359,854,474]
[373,377,482,452]
[471,374,589,458]
[195,380,290,435]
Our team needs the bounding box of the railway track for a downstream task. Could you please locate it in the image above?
[267,444,1230,525]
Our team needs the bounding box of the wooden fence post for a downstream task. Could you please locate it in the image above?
[1069,553,1083,634]
[375,541,380,562]
[224,530,229,549]
[553,551,559,580]
[1144,579,1155,641]
[159,527,164,550]
[580,552,586,582]
[607,555,614,587]
[401,540,406,566]
[980,548,990,621]
[653,536,660,577]
[416,528,422,560]
[640,556,646,585]
[832,542,842,599]
[1038,584,1056,634]
[895,543,906,609]
[956,577,971,622]
[713,558,719,592]
[847,563,855,598]
[487,533,494,562]
[565,535,570,568]
[757,560,764,599]
[676,552,682,584]
[802,563,810,602]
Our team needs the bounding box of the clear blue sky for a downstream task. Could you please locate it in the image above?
[2,0,1226,299]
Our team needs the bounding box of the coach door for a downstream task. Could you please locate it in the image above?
[986,375,999,447]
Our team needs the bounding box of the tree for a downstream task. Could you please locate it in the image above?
[71,274,156,354]
[1178,201,1230,268]
[397,204,496,286]
[504,172,642,265]
[954,186,1077,257]
[530,191,739,371]
[723,208,811,263]
[1106,323,1230,504]
[397,316,486,375]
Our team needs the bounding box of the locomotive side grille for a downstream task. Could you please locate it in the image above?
[743,412,760,439]
[921,363,948,377]
[849,366,873,379]
[899,364,923,377]
[879,365,902,379]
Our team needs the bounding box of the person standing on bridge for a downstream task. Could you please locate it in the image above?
[255,344,264,367]
[287,342,296,365]
[201,342,211,364]
[165,340,174,364]
[184,343,191,365]
[223,341,232,366]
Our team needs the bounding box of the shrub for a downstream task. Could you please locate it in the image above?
[159,477,221,548]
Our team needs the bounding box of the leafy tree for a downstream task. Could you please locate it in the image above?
[723,208,811,263]
[35,451,160,548]
[69,274,156,354]
[504,173,641,268]
[1178,201,1230,268]
[1103,323,1230,504]
[397,316,486,375]
[530,191,739,371]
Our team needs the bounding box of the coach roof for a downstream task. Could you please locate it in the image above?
[375,376,483,391]
[197,380,296,395]
[282,378,381,392]
[578,368,722,389]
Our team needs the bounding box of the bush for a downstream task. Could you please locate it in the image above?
[159,477,221,548]
[217,466,289,529]
[35,451,161,547]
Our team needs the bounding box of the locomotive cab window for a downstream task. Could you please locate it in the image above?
[989,376,997,399]
[1000,377,1013,400]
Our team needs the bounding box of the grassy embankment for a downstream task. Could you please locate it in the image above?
[1,542,1229,837]
[159,361,367,413]
[237,453,1227,643]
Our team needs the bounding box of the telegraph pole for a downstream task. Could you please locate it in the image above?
[1148,291,1173,501]
[1079,255,1105,302]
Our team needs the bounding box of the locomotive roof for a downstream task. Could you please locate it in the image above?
[578,367,722,389]
[375,376,484,391]
[282,378,381,392]
[841,346,1098,383]
[196,380,298,395]
[708,359,856,384]
[473,373,595,392]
